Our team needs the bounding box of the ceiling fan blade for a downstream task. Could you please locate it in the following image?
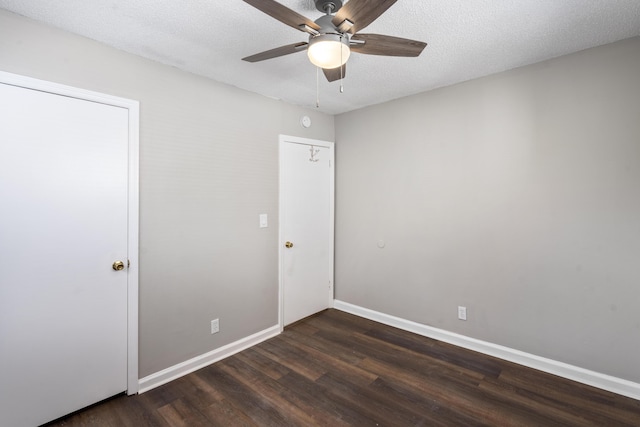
[242,42,309,63]
[351,34,427,57]
[332,0,397,34]
[243,0,320,32]
[323,64,347,82]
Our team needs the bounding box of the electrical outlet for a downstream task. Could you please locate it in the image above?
[211,318,220,334]
[458,306,467,321]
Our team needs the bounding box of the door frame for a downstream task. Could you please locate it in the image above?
[0,71,140,394]
[278,135,335,330]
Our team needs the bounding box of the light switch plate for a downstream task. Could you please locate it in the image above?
[259,214,268,228]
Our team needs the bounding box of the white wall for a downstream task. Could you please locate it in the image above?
[0,9,334,377]
[335,37,640,383]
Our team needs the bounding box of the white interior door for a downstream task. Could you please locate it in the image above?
[280,136,334,326]
[0,77,136,427]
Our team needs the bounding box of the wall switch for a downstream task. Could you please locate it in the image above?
[259,214,268,228]
[458,306,467,321]
[211,318,220,334]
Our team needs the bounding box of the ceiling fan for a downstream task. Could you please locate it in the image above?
[241,0,427,82]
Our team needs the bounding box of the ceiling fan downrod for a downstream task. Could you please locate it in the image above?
[314,0,342,15]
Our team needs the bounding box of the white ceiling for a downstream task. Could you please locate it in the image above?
[2,0,639,114]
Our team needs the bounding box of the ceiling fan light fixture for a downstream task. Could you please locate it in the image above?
[307,33,350,69]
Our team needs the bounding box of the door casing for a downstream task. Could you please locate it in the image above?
[0,71,140,394]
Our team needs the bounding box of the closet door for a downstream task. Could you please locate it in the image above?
[0,81,130,427]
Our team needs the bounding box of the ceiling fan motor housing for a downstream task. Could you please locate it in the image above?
[314,0,343,14]
[308,14,351,49]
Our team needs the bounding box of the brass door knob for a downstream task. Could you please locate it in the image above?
[112,261,125,271]
[285,241,294,248]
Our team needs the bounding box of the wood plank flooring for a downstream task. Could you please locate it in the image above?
[47,309,640,426]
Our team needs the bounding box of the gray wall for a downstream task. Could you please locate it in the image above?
[0,9,334,377]
[335,37,640,383]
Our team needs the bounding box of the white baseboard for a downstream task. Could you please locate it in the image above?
[138,325,280,393]
[333,300,640,401]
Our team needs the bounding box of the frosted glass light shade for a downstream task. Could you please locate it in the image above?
[307,36,351,69]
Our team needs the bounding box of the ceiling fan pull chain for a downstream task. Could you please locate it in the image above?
[340,36,345,93]
[316,66,320,108]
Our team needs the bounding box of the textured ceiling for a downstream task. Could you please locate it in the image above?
[1,0,639,114]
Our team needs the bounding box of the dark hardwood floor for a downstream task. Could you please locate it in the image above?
[48,309,640,426]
